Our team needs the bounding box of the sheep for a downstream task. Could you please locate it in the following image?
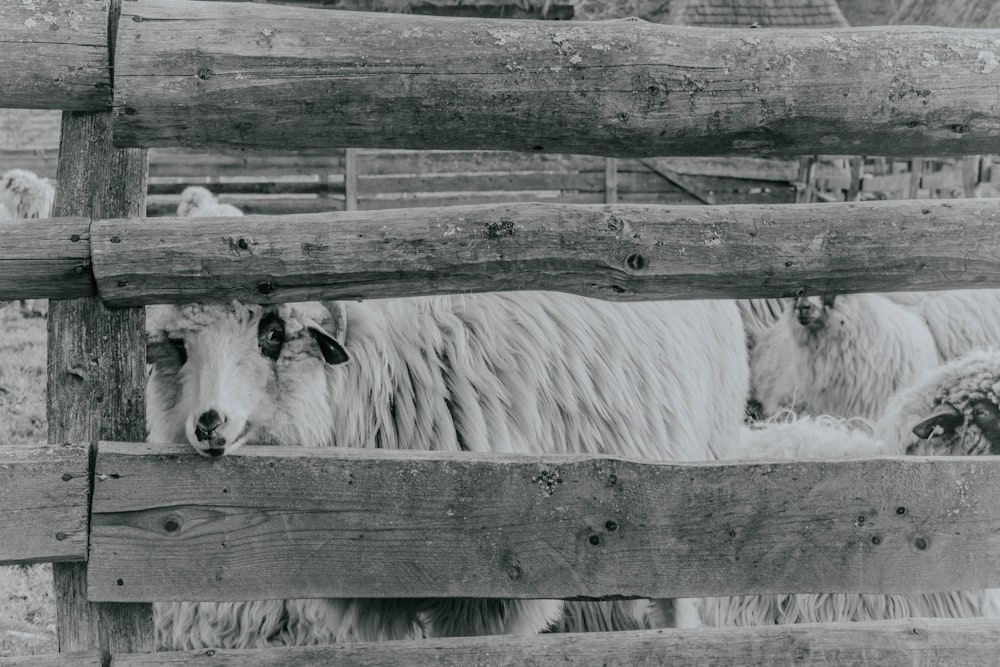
[0,169,55,318]
[878,347,1000,457]
[749,293,940,421]
[146,294,749,648]
[176,185,244,217]
[883,289,1000,362]
[736,298,788,351]
[0,168,54,220]
[696,351,1000,627]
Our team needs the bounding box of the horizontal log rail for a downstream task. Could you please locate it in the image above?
[0,443,90,565]
[8,441,1000,665]
[0,0,110,110]
[5,198,1000,304]
[16,619,1000,666]
[106,619,1000,667]
[1,651,102,667]
[112,0,1000,155]
[7,1,1000,160]
[88,442,1000,602]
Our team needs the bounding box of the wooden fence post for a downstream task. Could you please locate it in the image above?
[344,148,359,211]
[604,158,618,204]
[48,4,152,656]
[908,159,924,199]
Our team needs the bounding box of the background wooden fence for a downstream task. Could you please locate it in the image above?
[5,0,1000,665]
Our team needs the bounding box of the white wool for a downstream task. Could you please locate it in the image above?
[0,168,54,219]
[176,185,244,217]
[736,298,788,350]
[550,600,652,634]
[883,289,1000,361]
[877,348,1000,456]
[147,294,749,648]
[750,294,940,421]
[699,406,1000,627]
[737,412,883,459]
[748,318,803,416]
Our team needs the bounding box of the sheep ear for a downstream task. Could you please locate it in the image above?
[911,403,963,440]
[308,326,349,365]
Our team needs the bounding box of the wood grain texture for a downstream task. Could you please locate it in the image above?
[89,443,1000,602]
[0,0,110,110]
[92,197,1000,305]
[48,108,153,659]
[0,217,94,300]
[113,1,1000,156]
[0,651,102,667]
[106,619,1000,667]
[0,444,89,565]
[357,150,606,176]
[147,149,346,178]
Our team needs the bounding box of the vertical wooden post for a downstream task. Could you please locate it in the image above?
[604,158,618,204]
[49,111,152,667]
[344,147,359,211]
[795,156,816,204]
[962,155,980,198]
[908,158,924,199]
[846,156,863,201]
[48,4,152,665]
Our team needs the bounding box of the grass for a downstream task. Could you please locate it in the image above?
[0,302,57,657]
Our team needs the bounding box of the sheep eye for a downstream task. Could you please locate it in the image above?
[258,313,285,360]
[168,337,187,365]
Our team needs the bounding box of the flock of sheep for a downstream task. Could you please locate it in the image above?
[5,168,1000,648]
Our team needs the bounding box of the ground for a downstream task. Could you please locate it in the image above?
[0,302,58,656]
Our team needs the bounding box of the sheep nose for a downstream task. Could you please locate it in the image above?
[195,409,227,442]
[794,297,812,312]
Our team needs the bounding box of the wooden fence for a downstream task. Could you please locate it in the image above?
[5,0,1000,665]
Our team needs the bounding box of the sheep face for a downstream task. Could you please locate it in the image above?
[907,399,1000,456]
[146,302,348,456]
[792,295,836,331]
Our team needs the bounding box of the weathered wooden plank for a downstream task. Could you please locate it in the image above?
[0,444,89,565]
[0,0,110,110]
[88,443,1000,602]
[964,156,982,197]
[356,170,673,194]
[632,157,800,182]
[113,2,1000,156]
[344,148,359,212]
[604,158,618,204]
[147,149,345,178]
[0,149,60,179]
[91,197,1000,306]
[48,105,153,658]
[1,651,102,667]
[357,150,606,176]
[358,191,704,209]
[0,110,62,152]
[846,157,863,201]
[0,218,94,300]
[106,619,1000,667]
